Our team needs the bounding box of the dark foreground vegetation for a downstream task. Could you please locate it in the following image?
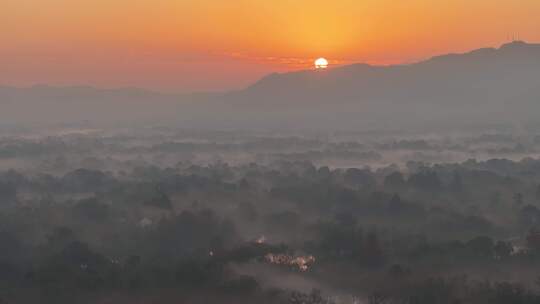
[1,129,540,303]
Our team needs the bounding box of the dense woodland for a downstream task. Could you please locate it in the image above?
[1,128,540,303]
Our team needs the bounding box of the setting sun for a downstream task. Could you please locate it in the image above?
[315,58,329,69]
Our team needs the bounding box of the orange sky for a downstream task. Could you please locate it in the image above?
[2,0,540,92]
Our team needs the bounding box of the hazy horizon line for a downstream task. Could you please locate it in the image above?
[3,39,537,95]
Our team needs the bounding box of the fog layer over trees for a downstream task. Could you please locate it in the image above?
[1,126,540,303]
[2,41,540,303]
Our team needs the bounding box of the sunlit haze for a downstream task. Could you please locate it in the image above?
[2,0,540,92]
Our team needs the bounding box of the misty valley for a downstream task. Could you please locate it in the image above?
[2,2,540,298]
[1,125,540,303]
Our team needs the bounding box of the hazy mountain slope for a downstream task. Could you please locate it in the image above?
[212,41,540,129]
[0,85,214,125]
[234,41,540,106]
[1,41,539,130]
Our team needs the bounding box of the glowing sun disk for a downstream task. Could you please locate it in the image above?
[315,57,328,69]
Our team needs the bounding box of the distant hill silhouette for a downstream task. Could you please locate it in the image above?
[240,41,540,101]
[216,41,540,129]
[1,41,540,130]
[0,85,202,125]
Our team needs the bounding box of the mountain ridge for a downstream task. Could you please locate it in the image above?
[230,41,540,108]
[2,40,538,98]
[1,41,540,129]
[245,41,540,92]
